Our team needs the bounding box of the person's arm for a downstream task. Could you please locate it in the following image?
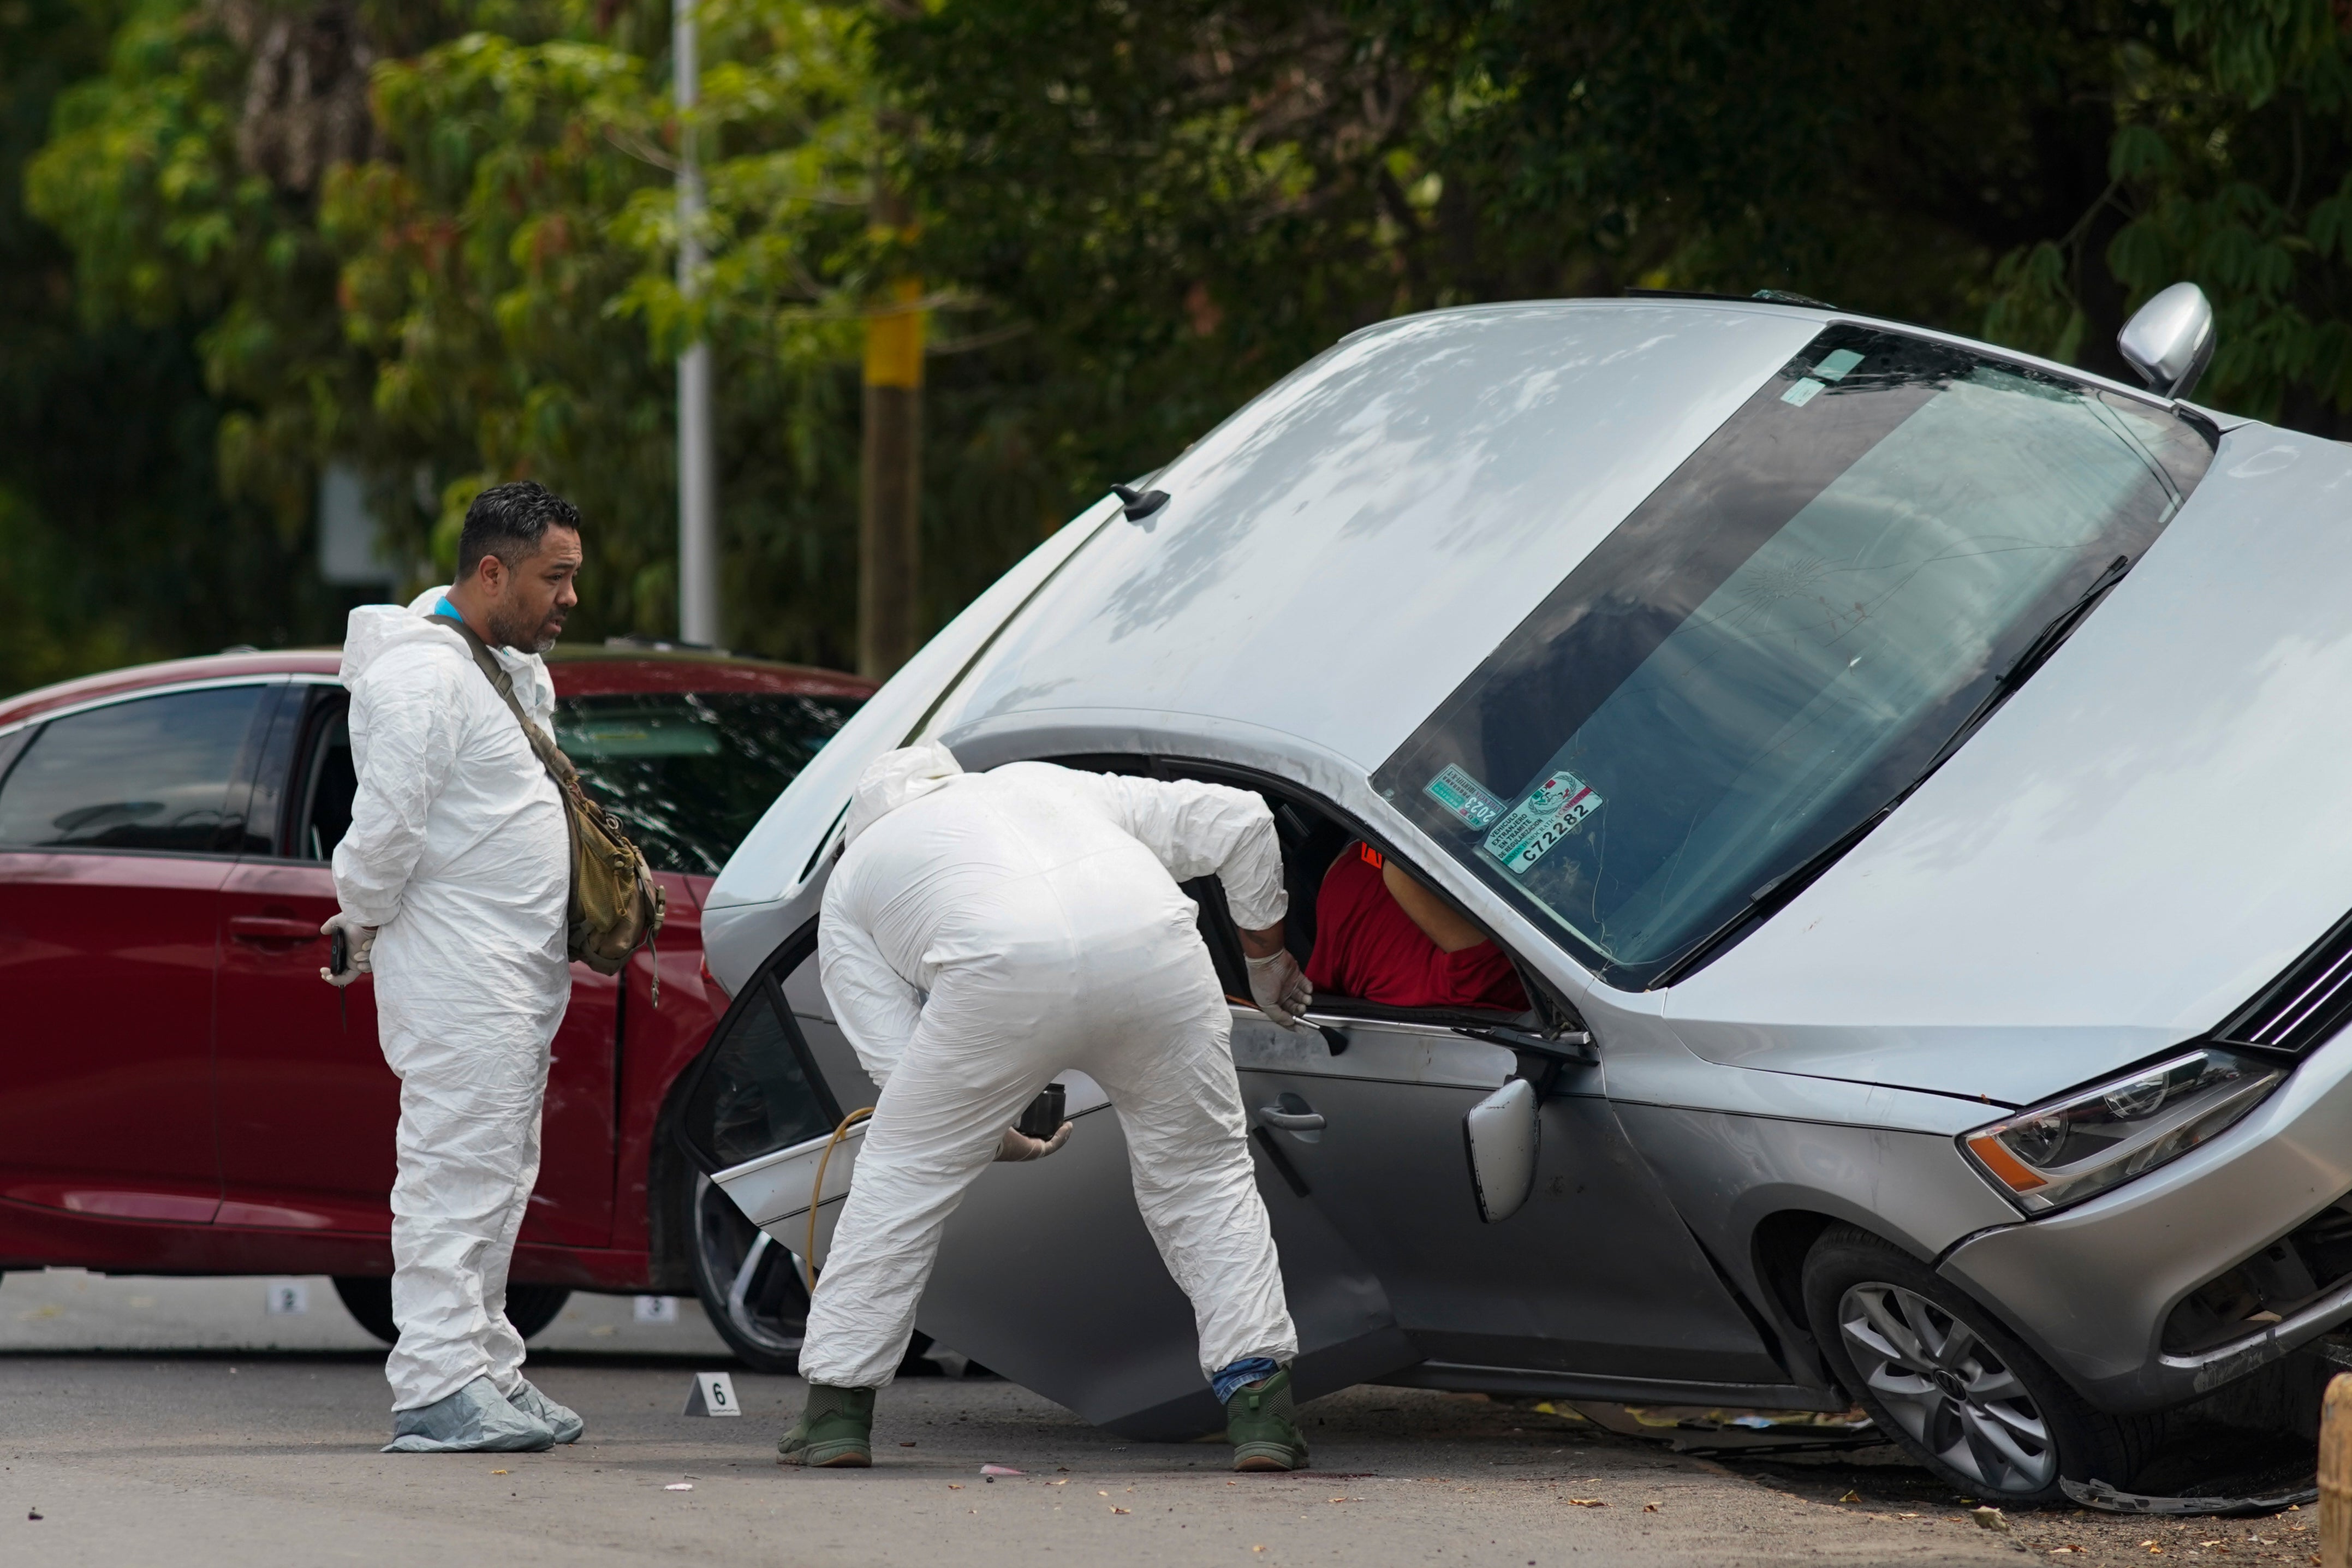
[1082,771,1312,1026]
[331,658,463,930]
[1381,861,1488,953]
[816,887,924,1090]
[1088,773,1288,931]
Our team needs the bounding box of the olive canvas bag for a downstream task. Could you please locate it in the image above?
[433,612,666,994]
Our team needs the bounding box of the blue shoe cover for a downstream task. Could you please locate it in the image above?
[383,1376,556,1453]
[505,1379,583,1444]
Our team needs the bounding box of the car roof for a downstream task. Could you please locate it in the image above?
[934,298,1818,770]
[0,643,874,729]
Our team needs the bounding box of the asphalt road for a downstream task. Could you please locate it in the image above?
[0,1269,2325,1566]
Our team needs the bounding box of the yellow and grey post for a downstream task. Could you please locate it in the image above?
[859,176,924,680]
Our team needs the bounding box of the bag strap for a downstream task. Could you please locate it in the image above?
[430,611,577,790]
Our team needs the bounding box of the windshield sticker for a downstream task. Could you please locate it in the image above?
[1781,377,1826,407]
[1424,764,1505,830]
[1483,770,1604,873]
[1813,348,1864,381]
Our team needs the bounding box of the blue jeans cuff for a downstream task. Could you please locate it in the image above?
[1211,1357,1281,1403]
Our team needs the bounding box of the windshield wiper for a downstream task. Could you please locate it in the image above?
[1651,802,1901,987]
[1914,553,2132,782]
[1651,553,2135,989]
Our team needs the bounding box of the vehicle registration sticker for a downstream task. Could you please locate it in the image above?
[1483,769,1604,873]
[1424,764,1504,830]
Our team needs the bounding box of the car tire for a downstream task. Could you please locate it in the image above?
[682,1172,946,1376]
[331,1276,573,1346]
[1802,1224,2162,1506]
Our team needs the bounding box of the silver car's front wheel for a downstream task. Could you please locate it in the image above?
[1838,1281,2055,1493]
[1803,1223,2160,1506]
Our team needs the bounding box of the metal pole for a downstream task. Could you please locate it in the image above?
[674,0,719,646]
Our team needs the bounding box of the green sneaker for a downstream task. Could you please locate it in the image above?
[777,1384,876,1468]
[1225,1366,1309,1472]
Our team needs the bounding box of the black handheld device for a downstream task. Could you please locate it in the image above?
[328,928,352,1032]
[1015,1082,1067,1141]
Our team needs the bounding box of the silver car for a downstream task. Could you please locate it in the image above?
[680,285,2352,1506]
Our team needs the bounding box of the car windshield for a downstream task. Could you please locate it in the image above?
[553,690,860,875]
[1373,326,2214,989]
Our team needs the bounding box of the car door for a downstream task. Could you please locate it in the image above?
[0,680,277,1223]
[1232,1002,1790,1393]
[211,682,618,1244]
[1162,760,1790,1394]
[692,929,1407,1439]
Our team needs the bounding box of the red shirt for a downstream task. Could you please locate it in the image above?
[1306,844,1529,1012]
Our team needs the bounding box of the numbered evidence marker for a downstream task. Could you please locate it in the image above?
[265,1279,309,1316]
[683,1370,741,1417]
[633,1293,679,1324]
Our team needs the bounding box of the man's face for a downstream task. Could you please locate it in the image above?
[480,526,583,653]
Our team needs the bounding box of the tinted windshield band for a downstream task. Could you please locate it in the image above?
[1373,326,2213,991]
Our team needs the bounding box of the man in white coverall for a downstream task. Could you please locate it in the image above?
[776,742,1318,1472]
[320,480,587,1453]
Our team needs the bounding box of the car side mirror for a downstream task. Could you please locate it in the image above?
[2117,282,2216,402]
[1464,1078,1540,1223]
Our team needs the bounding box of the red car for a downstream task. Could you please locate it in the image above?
[0,642,871,1362]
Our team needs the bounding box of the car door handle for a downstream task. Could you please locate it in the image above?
[1257,1105,1326,1132]
[228,916,321,944]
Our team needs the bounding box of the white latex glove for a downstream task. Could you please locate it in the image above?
[1246,949,1313,1030]
[318,911,377,987]
[995,1122,1074,1162]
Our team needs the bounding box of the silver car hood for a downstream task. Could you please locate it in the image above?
[1665,424,2352,1107]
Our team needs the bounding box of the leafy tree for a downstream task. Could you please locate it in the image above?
[2,0,340,694]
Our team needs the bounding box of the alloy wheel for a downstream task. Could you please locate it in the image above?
[1837,1281,2056,1494]
[691,1173,809,1366]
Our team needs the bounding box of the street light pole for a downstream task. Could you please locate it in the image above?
[674,0,719,646]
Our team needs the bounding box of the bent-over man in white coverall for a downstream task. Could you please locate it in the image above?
[777,741,1317,1472]
[321,480,587,1453]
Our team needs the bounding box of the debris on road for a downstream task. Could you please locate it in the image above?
[1972,1506,2011,1532]
[2062,1476,2320,1516]
[1531,1399,1877,1455]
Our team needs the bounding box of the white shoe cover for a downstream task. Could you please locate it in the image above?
[505,1379,583,1444]
[383,1376,555,1453]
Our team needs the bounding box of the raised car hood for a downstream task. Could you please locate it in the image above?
[1665,423,2352,1108]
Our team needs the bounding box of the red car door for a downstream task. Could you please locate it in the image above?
[211,685,617,1244]
[0,682,277,1223]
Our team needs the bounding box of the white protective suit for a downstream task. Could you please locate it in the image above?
[334,587,573,1411]
[803,743,1300,1389]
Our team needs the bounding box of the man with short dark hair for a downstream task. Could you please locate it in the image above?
[321,479,588,1452]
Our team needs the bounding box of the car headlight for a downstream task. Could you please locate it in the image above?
[1962,1047,2285,1214]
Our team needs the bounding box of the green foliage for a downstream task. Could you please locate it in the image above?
[15,0,2352,701]
[0,0,344,696]
[878,0,2179,496]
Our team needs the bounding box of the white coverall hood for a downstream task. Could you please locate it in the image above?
[334,587,573,1422]
[805,760,1297,1390]
[842,741,964,846]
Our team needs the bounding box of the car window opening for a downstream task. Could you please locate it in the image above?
[1375,325,2218,990]
[1144,758,1545,1029]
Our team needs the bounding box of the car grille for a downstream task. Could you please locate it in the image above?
[2162,1194,2352,1357]
[2214,908,2352,1056]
